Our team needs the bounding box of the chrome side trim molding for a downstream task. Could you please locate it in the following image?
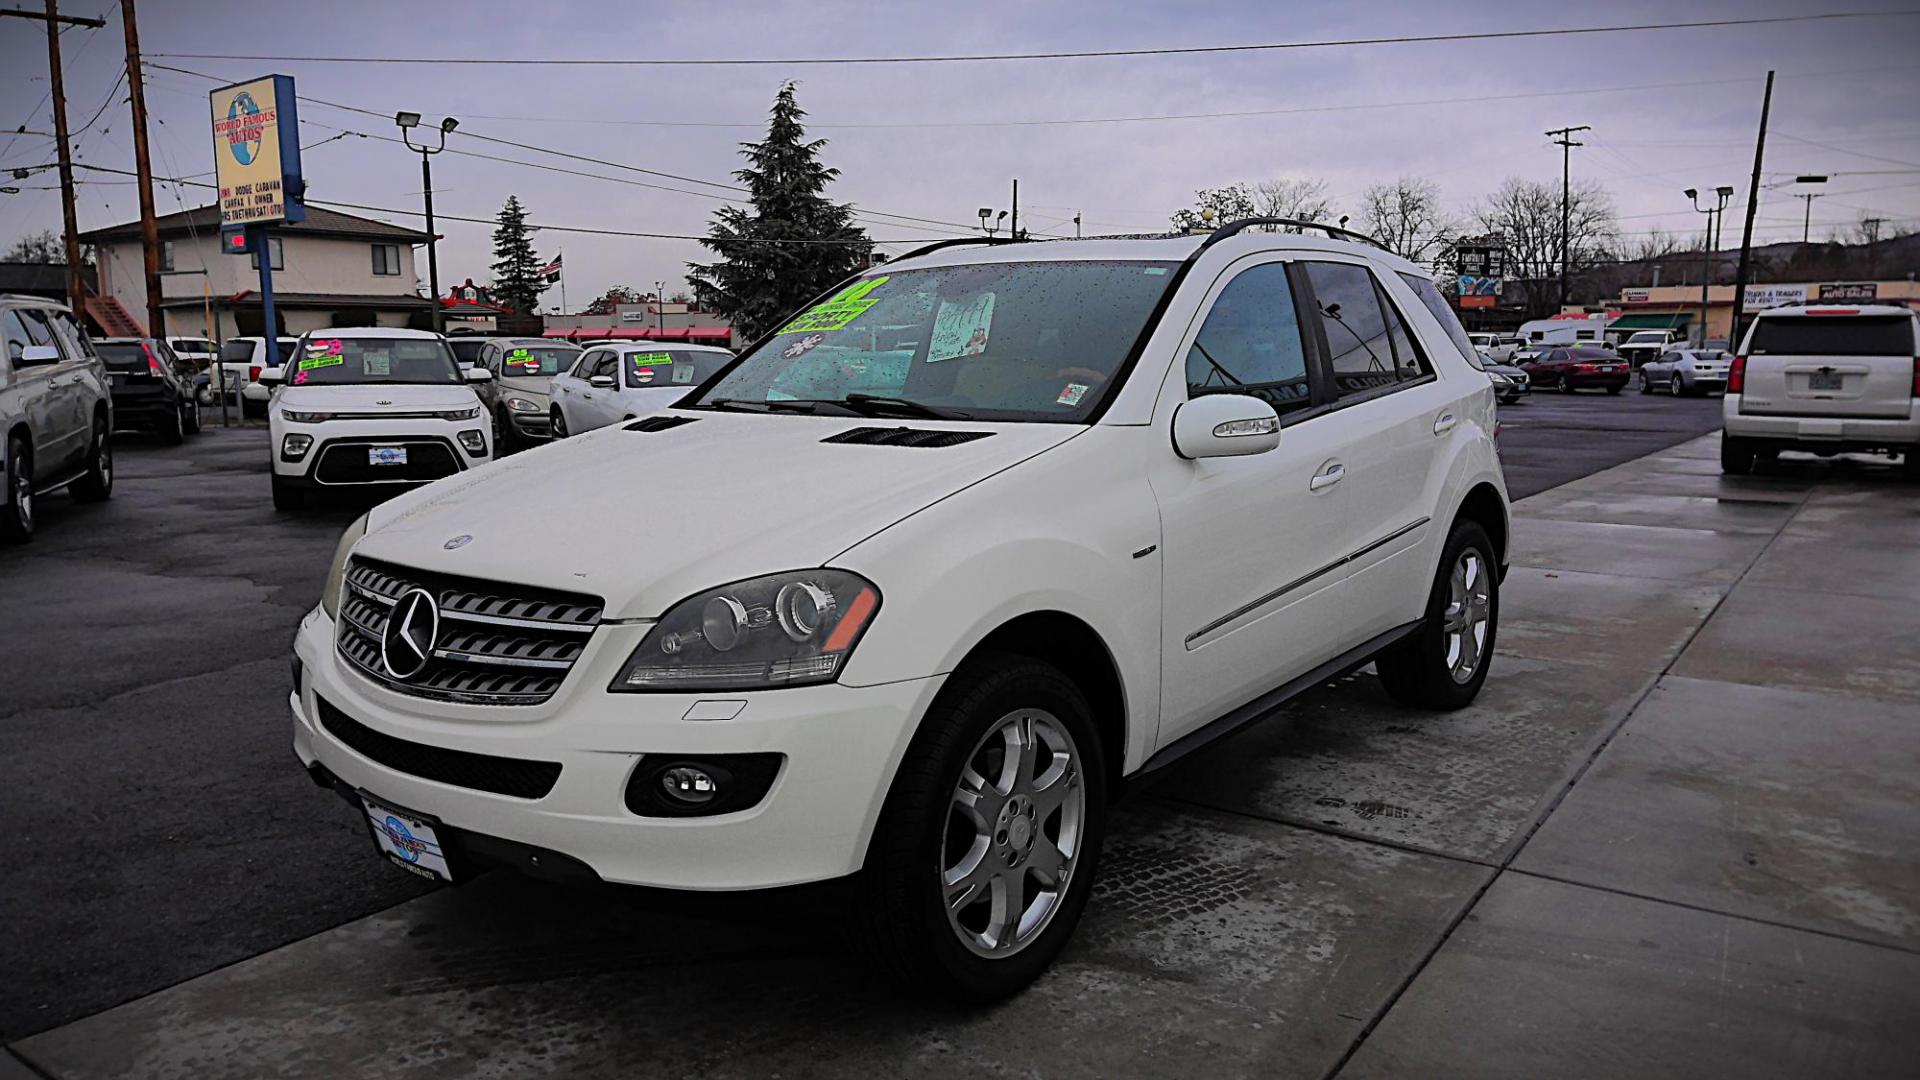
[1185,516,1431,648]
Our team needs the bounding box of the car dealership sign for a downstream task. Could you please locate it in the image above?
[209,75,304,227]
[1744,284,1807,308]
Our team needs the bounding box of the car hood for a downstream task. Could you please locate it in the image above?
[358,411,1083,619]
[276,383,481,412]
[495,373,553,399]
[1485,363,1526,377]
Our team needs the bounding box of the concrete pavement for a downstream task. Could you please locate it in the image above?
[9,430,1919,1078]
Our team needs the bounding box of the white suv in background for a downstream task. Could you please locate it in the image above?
[1722,304,1919,477]
[548,342,736,436]
[1,295,114,542]
[289,224,1509,1001]
[262,328,494,510]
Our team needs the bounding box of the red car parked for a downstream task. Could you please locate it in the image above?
[1520,345,1631,394]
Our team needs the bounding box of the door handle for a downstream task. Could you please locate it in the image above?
[1432,412,1458,435]
[1309,462,1345,492]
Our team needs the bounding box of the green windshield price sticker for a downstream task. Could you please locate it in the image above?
[629,352,673,368]
[507,348,538,366]
[779,276,889,335]
[297,354,345,371]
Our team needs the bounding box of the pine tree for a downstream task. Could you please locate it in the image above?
[687,83,871,339]
[489,196,548,314]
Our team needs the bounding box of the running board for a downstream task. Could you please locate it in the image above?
[1129,619,1425,787]
[33,468,88,495]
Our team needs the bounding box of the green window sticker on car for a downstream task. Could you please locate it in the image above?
[297,354,345,371]
[507,348,538,368]
[629,352,673,368]
[779,277,890,335]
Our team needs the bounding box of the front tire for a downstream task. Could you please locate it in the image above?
[271,474,306,511]
[1375,520,1498,710]
[1638,372,1653,394]
[1,435,32,544]
[858,652,1107,1004]
[550,407,569,439]
[70,418,112,501]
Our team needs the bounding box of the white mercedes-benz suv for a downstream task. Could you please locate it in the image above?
[263,328,495,510]
[290,224,1510,1000]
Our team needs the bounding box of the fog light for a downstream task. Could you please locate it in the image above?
[281,433,312,460]
[660,766,718,806]
[456,429,487,457]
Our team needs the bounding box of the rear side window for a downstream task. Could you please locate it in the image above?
[219,341,254,363]
[1398,272,1482,370]
[624,349,732,389]
[48,310,96,360]
[1747,316,1914,356]
[1184,263,1312,415]
[1303,262,1398,398]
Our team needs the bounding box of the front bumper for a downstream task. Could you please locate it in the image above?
[273,418,491,487]
[1723,395,1920,449]
[291,606,943,891]
[505,410,552,440]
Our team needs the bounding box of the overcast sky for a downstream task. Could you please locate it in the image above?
[3,0,1918,308]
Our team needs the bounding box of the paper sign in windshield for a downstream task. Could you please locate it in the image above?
[780,277,889,335]
[927,292,995,363]
[364,352,391,376]
[672,364,697,384]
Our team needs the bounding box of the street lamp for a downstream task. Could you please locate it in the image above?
[1686,186,1734,347]
[398,111,459,334]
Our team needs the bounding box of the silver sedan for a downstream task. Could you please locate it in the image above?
[1639,348,1732,396]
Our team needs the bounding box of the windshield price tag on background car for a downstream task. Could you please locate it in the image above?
[926,293,995,363]
[779,277,889,335]
[507,348,539,370]
[297,354,344,371]
[363,353,392,376]
[1057,382,1088,406]
[672,363,696,384]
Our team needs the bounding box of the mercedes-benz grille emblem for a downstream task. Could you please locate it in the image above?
[380,587,440,680]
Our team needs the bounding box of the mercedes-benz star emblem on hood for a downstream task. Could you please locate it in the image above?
[380,587,439,680]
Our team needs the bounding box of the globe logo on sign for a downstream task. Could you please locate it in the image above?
[226,92,263,166]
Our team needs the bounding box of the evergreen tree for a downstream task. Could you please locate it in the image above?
[489,196,548,314]
[688,83,871,339]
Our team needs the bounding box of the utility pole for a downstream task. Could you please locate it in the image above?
[1861,217,1886,278]
[120,0,163,338]
[4,1,108,316]
[1728,71,1774,351]
[1546,125,1590,312]
[1010,178,1019,241]
[1795,193,1823,244]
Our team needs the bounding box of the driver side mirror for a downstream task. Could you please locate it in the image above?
[588,375,615,389]
[1173,394,1280,460]
[464,367,493,382]
[15,344,60,368]
[259,366,285,387]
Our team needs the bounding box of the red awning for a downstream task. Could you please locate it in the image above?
[685,327,731,341]
[541,328,573,339]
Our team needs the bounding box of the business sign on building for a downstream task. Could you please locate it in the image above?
[209,75,304,227]
[1621,288,1652,303]
[1819,282,1878,302]
[617,306,653,323]
[1744,284,1808,308]
[1454,243,1507,279]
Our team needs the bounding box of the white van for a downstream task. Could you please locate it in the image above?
[1517,318,1610,348]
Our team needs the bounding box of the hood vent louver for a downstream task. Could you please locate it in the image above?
[822,426,994,448]
[624,415,701,432]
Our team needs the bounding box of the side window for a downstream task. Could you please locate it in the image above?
[594,352,624,380]
[1397,272,1479,370]
[49,311,97,360]
[1183,263,1313,416]
[570,350,600,378]
[1302,262,1397,398]
[3,310,30,365]
[1378,288,1431,381]
[16,308,57,351]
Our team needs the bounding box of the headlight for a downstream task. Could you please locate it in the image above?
[611,570,881,692]
[281,433,313,460]
[457,429,488,456]
[321,513,369,619]
[282,410,334,423]
[436,407,481,421]
[1487,371,1514,387]
[504,396,541,413]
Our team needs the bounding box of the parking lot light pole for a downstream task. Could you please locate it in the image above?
[1686,187,1733,347]
[398,112,458,335]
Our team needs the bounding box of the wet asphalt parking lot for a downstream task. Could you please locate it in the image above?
[2,388,1736,1051]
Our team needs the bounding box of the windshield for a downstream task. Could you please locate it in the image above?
[691,260,1181,421]
[500,345,581,377]
[448,339,487,366]
[289,336,460,386]
[623,349,733,389]
[1748,315,1914,356]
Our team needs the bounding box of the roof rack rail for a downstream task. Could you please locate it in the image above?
[888,235,1023,262]
[1196,217,1391,253]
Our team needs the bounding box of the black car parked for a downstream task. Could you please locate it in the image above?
[94,338,201,444]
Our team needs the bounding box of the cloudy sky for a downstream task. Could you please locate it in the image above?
[3,0,1918,307]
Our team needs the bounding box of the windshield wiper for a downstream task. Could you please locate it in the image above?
[837,394,972,420]
[703,398,819,414]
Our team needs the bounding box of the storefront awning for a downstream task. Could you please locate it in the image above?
[541,328,573,338]
[1610,312,1693,331]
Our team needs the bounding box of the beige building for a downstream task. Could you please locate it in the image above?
[1608,280,1920,344]
[80,206,434,339]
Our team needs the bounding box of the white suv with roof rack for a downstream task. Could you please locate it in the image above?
[288,222,1510,1002]
[260,327,495,510]
[1721,303,1919,476]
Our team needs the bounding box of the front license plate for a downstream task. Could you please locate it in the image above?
[368,446,409,466]
[361,796,453,881]
[1808,372,1844,391]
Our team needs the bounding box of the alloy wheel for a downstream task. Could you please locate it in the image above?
[1442,549,1492,684]
[11,455,30,529]
[1670,377,1682,396]
[942,709,1084,958]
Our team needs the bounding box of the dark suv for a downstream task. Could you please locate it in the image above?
[94,338,201,443]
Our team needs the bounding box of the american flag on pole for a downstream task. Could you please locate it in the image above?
[540,254,563,282]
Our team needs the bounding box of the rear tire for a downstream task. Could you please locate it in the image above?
[1903,448,1920,482]
[857,651,1107,1004]
[70,418,112,502]
[182,397,202,435]
[1668,376,1683,397]
[159,401,185,445]
[1638,372,1653,394]
[1,435,32,545]
[1375,520,1498,711]
[1606,385,1622,395]
[550,408,569,439]
[1721,435,1758,475]
[271,474,306,511]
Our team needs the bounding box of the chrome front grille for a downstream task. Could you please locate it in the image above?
[335,556,604,706]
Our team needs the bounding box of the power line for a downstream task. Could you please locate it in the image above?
[148,11,1920,67]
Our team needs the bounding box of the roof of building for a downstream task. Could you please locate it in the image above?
[160,291,434,309]
[0,261,96,293]
[80,205,429,245]
[305,327,445,340]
